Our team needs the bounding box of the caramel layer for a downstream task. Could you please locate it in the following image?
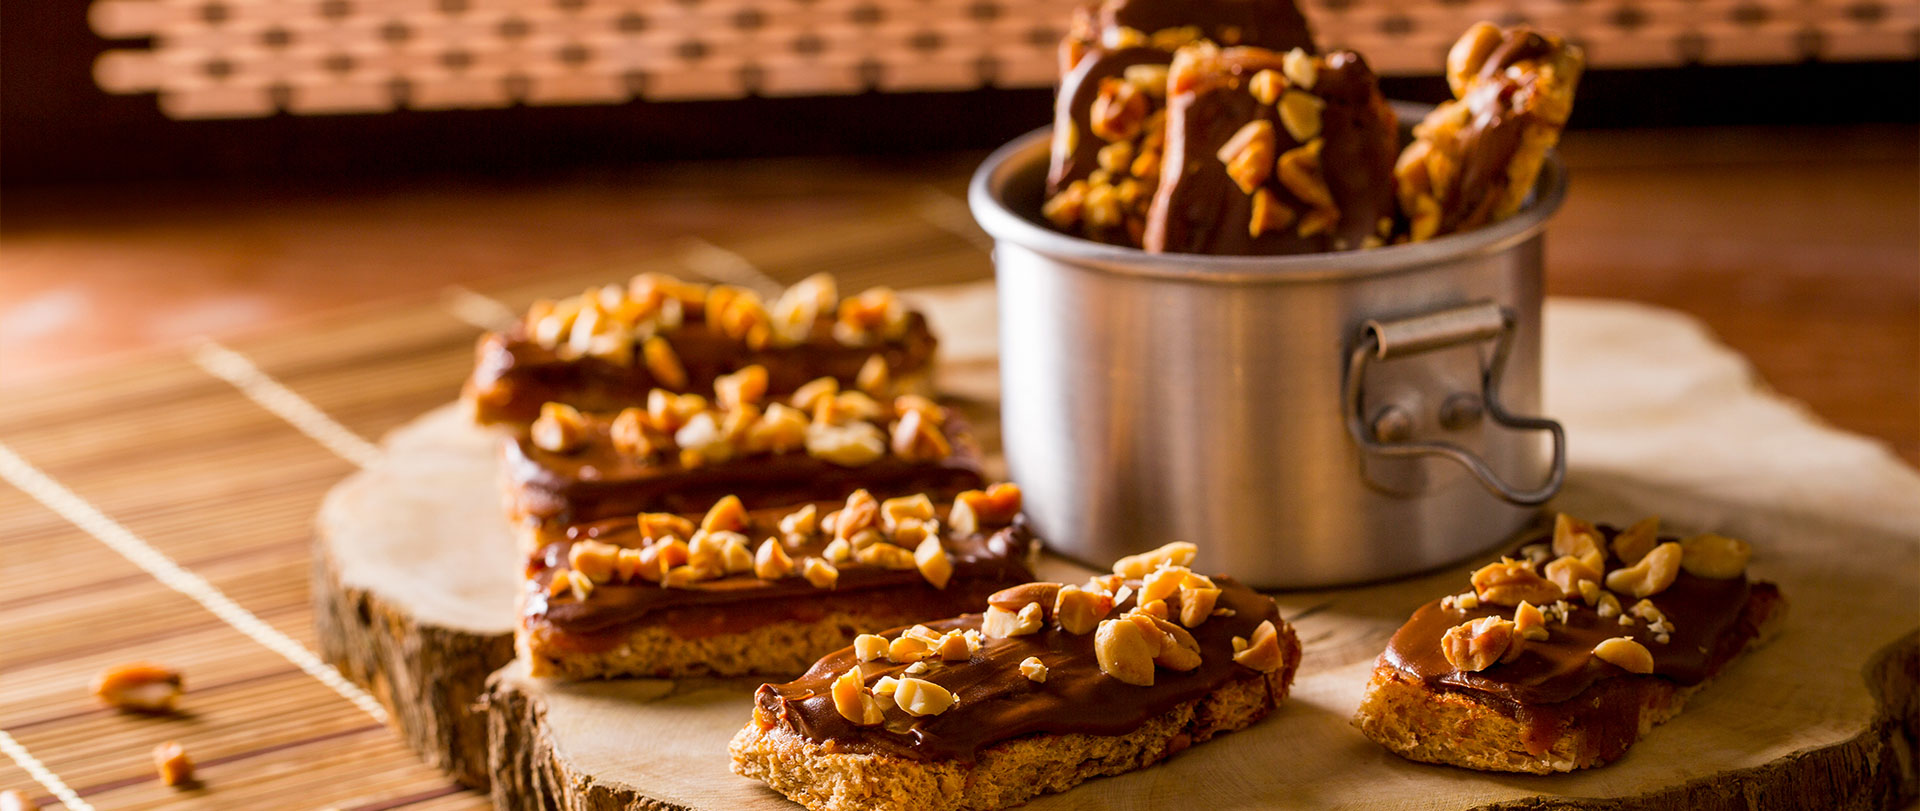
[502,415,986,524]
[468,312,937,426]
[754,577,1283,762]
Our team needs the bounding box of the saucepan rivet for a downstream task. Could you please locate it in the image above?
[1371,405,1414,443]
[1439,393,1484,430]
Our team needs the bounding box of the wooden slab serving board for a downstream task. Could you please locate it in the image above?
[312,283,1920,809]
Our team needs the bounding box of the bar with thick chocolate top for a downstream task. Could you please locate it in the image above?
[502,410,985,528]
[1356,519,1785,771]
[1145,45,1399,255]
[465,274,939,426]
[751,575,1290,761]
[525,509,1037,639]
[519,494,1037,679]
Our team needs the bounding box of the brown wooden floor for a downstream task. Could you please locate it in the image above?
[3,124,1915,464]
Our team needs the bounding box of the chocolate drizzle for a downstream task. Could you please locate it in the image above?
[524,509,1039,638]
[467,311,938,426]
[1383,526,1775,708]
[502,414,986,524]
[753,577,1284,762]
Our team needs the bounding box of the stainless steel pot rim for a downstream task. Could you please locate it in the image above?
[968,119,1568,285]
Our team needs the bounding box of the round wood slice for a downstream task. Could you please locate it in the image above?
[314,403,521,788]
[481,300,1920,809]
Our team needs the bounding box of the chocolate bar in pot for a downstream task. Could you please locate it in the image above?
[1395,22,1585,242]
[1042,0,1316,246]
[465,272,937,426]
[1144,44,1400,255]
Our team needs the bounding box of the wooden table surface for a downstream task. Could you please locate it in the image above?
[4,122,1915,467]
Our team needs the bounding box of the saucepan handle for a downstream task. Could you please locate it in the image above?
[1342,301,1566,506]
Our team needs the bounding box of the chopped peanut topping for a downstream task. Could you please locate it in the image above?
[778,504,818,540]
[1680,533,1751,579]
[567,540,621,584]
[1146,615,1202,671]
[790,377,840,413]
[1544,554,1603,599]
[1139,566,1188,604]
[531,403,587,453]
[1552,513,1609,570]
[1231,619,1285,672]
[1470,558,1563,607]
[982,604,1043,638]
[914,537,953,590]
[806,421,887,466]
[1178,584,1221,628]
[1094,617,1157,686]
[1112,541,1198,578]
[889,409,952,462]
[831,669,883,725]
[715,365,769,411]
[1217,120,1276,195]
[641,336,688,390]
[1020,656,1049,683]
[1441,616,1522,672]
[92,662,183,713]
[1513,601,1549,641]
[637,512,694,543]
[1592,637,1655,673]
[1605,541,1682,598]
[893,677,956,717]
[854,634,888,662]
[1053,584,1114,635]
[1612,515,1661,566]
[801,557,839,589]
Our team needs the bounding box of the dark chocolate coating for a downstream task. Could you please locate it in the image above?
[1145,49,1398,255]
[753,576,1283,762]
[503,415,986,524]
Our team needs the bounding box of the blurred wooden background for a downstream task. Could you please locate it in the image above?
[3,123,1916,465]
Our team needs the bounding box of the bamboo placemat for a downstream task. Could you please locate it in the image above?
[0,191,994,810]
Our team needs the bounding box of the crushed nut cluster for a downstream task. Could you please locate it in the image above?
[549,486,1022,600]
[975,542,1278,687]
[1438,513,1752,674]
[520,271,912,361]
[831,663,959,724]
[528,368,953,469]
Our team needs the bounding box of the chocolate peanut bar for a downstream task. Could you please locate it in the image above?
[503,370,984,534]
[521,486,1037,680]
[731,543,1302,811]
[1395,22,1585,242]
[1044,0,1315,246]
[1353,514,1785,773]
[1145,43,1400,254]
[465,272,937,426]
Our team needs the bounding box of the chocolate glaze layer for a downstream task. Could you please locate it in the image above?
[1383,526,1775,708]
[502,414,986,524]
[1146,48,1399,255]
[754,576,1284,762]
[524,509,1039,638]
[1046,46,1172,246]
[467,311,938,426]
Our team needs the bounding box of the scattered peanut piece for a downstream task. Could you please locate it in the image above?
[92,662,183,713]
[153,740,194,787]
